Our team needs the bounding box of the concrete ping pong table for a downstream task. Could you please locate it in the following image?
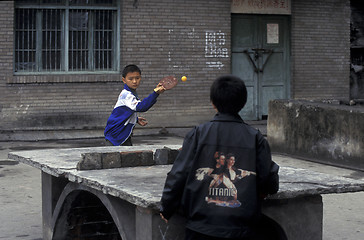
[8,145,364,240]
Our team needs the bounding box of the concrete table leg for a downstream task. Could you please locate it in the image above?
[263,195,323,240]
[135,206,186,240]
[41,172,68,240]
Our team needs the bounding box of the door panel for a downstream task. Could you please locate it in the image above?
[232,14,290,120]
[261,52,285,116]
[232,17,257,50]
[262,53,284,83]
[262,86,284,115]
[232,52,257,119]
[232,15,259,119]
[231,53,255,80]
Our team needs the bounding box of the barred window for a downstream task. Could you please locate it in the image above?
[15,0,119,73]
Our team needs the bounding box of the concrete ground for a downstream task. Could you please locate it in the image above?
[0,134,363,240]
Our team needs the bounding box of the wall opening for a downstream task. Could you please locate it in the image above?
[53,190,122,240]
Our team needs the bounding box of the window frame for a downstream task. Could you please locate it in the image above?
[13,0,120,76]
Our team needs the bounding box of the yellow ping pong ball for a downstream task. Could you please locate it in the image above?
[181,76,187,82]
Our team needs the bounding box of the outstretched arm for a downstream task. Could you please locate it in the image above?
[135,83,166,112]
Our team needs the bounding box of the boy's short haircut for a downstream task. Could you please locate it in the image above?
[210,75,247,114]
[122,64,141,78]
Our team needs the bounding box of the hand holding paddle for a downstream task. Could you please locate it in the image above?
[154,83,166,94]
[159,76,178,90]
[155,75,186,93]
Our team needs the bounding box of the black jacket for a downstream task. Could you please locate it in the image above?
[160,113,279,238]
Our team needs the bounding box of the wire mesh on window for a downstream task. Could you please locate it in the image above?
[69,9,114,71]
[42,0,64,4]
[15,1,116,73]
[69,0,90,5]
[94,10,113,71]
[42,9,63,71]
[69,10,89,71]
[15,9,37,72]
[69,0,114,6]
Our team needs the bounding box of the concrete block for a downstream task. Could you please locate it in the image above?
[120,151,154,167]
[78,152,102,170]
[102,152,121,169]
[167,148,180,164]
[154,147,181,165]
[268,99,364,170]
[154,148,169,165]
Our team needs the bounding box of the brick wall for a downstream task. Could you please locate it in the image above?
[0,1,16,130]
[0,0,230,132]
[0,1,123,131]
[120,0,231,127]
[291,0,351,101]
[0,0,353,134]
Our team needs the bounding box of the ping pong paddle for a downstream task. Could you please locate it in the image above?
[159,76,178,90]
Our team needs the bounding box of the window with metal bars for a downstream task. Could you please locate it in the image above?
[14,0,119,73]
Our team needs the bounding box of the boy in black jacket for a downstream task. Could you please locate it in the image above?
[160,75,280,240]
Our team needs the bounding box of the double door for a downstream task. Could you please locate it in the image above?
[232,14,290,120]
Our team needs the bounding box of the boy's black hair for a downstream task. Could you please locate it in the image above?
[210,75,247,114]
[122,64,141,78]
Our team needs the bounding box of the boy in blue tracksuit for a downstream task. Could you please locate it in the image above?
[104,65,165,146]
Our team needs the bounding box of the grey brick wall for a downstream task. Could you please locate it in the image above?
[0,0,353,134]
[291,0,351,101]
[0,0,230,132]
[120,0,231,127]
[0,1,16,130]
[0,1,122,131]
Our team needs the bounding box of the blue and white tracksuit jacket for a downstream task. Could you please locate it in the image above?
[104,84,159,146]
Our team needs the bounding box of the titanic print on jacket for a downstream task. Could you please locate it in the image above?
[195,151,256,208]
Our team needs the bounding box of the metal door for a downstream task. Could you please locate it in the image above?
[232,14,290,120]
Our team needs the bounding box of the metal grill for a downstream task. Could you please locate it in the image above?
[94,10,114,71]
[69,9,114,71]
[15,9,37,72]
[42,9,63,71]
[15,1,117,73]
[69,10,89,71]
